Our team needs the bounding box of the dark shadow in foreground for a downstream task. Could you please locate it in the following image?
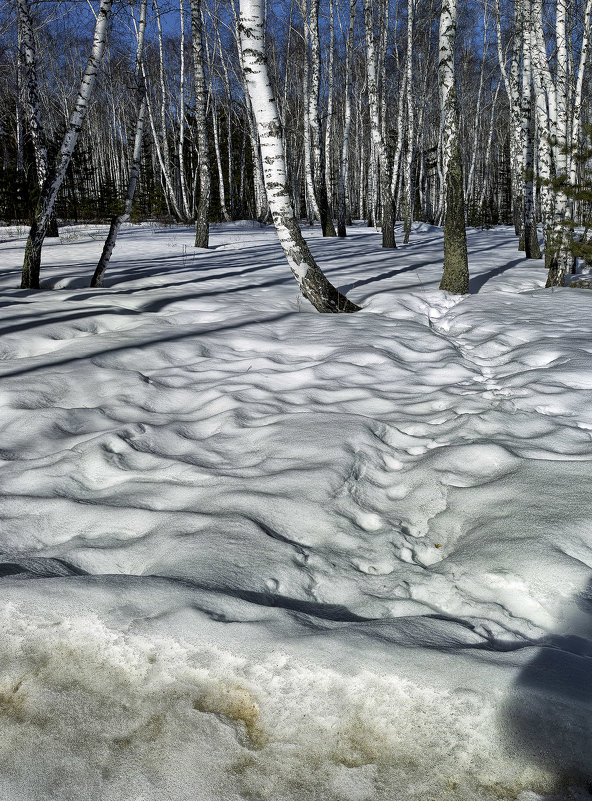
[503,579,592,799]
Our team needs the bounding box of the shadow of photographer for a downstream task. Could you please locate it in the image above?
[502,579,592,799]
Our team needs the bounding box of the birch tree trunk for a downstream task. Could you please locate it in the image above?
[568,0,592,188]
[403,0,414,244]
[232,0,269,222]
[309,0,336,236]
[302,46,322,224]
[438,0,469,293]
[16,0,59,236]
[478,79,501,220]
[545,0,573,283]
[545,0,580,285]
[177,0,192,221]
[496,0,524,238]
[337,0,356,238]
[363,0,396,248]
[239,0,360,312]
[465,7,488,211]
[325,0,336,220]
[191,0,211,247]
[390,71,407,205]
[152,0,180,217]
[143,69,185,221]
[213,20,233,221]
[91,0,147,288]
[21,0,113,290]
[521,2,541,259]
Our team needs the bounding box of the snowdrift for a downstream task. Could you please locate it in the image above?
[0,222,591,800]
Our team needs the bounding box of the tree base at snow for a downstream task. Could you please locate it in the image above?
[568,278,592,289]
[440,144,469,294]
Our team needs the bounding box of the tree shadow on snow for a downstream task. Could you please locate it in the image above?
[502,579,592,799]
[469,257,529,293]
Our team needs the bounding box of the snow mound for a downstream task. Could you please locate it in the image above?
[1,224,591,800]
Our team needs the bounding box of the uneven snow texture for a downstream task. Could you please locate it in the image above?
[0,222,591,800]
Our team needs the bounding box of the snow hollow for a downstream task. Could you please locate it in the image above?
[1,222,591,801]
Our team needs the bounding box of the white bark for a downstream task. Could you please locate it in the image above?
[231,0,269,221]
[568,0,592,187]
[478,79,501,217]
[21,0,114,289]
[177,0,191,221]
[92,0,148,288]
[495,0,524,232]
[239,0,360,312]
[363,0,396,247]
[466,7,488,208]
[521,2,539,258]
[190,0,211,246]
[337,0,356,238]
[143,72,184,221]
[16,0,48,187]
[403,0,415,243]
[438,0,469,292]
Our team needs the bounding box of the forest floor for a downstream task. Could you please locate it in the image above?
[0,221,591,801]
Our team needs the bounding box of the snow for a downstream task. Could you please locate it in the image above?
[0,221,591,801]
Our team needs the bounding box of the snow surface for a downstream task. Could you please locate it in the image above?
[0,221,591,801]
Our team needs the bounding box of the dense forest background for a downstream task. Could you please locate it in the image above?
[0,0,590,276]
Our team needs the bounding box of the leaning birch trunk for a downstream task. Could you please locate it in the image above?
[239,0,360,313]
[92,97,147,286]
[21,0,113,289]
[190,0,211,247]
[91,0,147,288]
[337,0,356,238]
[16,0,59,236]
[363,0,396,248]
[231,0,269,221]
[438,0,469,293]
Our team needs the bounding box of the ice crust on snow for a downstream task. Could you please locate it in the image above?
[0,222,591,800]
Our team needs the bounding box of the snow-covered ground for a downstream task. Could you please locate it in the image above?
[0,221,591,801]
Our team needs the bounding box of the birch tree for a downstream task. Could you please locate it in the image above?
[91,0,148,288]
[337,0,357,237]
[309,0,336,236]
[239,0,360,312]
[16,0,58,236]
[21,0,113,289]
[520,0,540,259]
[191,0,211,247]
[438,0,469,292]
[363,0,396,248]
[403,0,415,243]
[496,0,524,237]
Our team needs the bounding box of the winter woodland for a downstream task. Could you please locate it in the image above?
[1,1,592,800]
[1,0,591,293]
